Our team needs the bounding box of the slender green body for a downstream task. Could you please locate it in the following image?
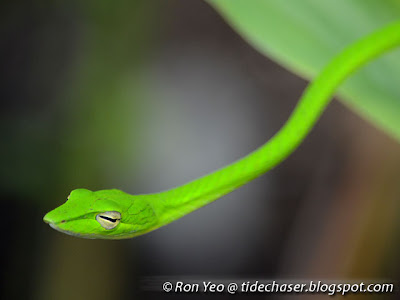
[44,21,400,239]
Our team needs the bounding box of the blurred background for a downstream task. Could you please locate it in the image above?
[1,0,400,299]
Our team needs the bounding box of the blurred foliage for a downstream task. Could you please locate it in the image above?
[209,0,400,141]
[0,0,156,203]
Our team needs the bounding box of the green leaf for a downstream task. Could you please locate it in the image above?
[208,0,400,141]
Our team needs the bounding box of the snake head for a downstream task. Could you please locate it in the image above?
[43,188,158,239]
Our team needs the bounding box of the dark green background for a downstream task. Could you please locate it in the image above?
[1,1,400,299]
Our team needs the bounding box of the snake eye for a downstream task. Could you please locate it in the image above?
[96,211,121,230]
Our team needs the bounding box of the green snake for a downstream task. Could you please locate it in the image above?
[44,21,400,239]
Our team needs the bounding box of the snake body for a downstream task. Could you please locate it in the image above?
[44,21,400,239]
